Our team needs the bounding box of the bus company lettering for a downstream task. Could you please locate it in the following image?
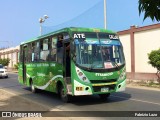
[37,63,49,67]
[37,72,45,77]
[109,35,119,39]
[50,63,55,67]
[95,72,113,76]
[74,33,85,39]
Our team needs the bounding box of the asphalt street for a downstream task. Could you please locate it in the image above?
[0,73,160,119]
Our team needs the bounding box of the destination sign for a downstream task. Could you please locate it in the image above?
[109,35,119,40]
[73,33,85,39]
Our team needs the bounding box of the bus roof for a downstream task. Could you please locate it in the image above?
[21,27,116,45]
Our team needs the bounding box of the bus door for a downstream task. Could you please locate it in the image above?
[63,42,71,84]
[22,45,27,84]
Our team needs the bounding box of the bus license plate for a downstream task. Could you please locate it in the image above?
[101,87,109,92]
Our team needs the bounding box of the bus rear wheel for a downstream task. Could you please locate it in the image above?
[99,93,110,100]
[60,85,71,103]
[30,80,38,93]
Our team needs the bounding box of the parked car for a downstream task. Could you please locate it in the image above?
[0,64,8,78]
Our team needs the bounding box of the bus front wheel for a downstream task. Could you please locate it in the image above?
[30,80,38,93]
[99,93,110,100]
[60,85,71,103]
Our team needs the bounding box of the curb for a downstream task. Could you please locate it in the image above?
[126,83,160,91]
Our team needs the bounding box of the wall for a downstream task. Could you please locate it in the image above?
[118,23,160,80]
[119,34,131,72]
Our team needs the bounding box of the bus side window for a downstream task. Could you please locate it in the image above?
[31,42,39,62]
[28,43,32,62]
[31,42,35,62]
[49,36,57,61]
[40,38,49,61]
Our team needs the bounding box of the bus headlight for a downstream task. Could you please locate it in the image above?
[76,67,90,83]
[118,68,126,81]
[78,72,83,76]
[82,77,87,81]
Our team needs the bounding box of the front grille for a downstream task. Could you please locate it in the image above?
[92,84,116,92]
[90,79,117,84]
[0,71,4,73]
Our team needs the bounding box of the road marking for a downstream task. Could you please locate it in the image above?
[111,95,160,106]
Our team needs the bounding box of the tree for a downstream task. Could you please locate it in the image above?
[138,0,160,21]
[148,48,160,83]
[0,58,10,66]
[14,63,19,70]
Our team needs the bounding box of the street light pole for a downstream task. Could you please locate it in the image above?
[39,15,49,36]
[104,0,107,29]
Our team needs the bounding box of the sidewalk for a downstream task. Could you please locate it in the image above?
[126,79,160,91]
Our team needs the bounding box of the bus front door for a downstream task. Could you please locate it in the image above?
[22,46,27,84]
[64,42,71,84]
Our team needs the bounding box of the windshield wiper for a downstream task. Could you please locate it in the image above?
[88,62,95,70]
[112,62,119,69]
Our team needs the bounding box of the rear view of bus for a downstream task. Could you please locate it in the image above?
[70,29,126,100]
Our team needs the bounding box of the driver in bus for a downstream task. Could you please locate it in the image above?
[102,48,110,61]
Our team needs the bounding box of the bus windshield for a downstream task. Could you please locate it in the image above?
[74,33,125,69]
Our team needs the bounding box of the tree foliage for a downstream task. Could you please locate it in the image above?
[148,48,160,83]
[148,48,160,71]
[14,63,19,70]
[0,58,10,66]
[138,0,160,21]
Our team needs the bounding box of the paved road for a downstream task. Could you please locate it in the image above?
[0,73,160,119]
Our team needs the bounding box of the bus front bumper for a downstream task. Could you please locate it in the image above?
[73,80,126,96]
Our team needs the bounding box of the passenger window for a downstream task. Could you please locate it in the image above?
[40,38,49,61]
[49,37,57,61]
[32,42,40,62]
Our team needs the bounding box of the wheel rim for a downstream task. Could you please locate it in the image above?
[60,87,69,102]
[31,82,35,92]
[61,88,66,98]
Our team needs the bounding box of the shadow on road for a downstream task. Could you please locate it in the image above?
[70,92,131,106]
[23,87,131,106]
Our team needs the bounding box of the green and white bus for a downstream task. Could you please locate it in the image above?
[18,27,126,102]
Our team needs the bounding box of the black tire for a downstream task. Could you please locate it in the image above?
[99,93,110,100]
[5,76,8,78]
[30,80,38,93]
[59,85,71,103]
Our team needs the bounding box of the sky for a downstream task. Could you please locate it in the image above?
[0,0,159,48]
